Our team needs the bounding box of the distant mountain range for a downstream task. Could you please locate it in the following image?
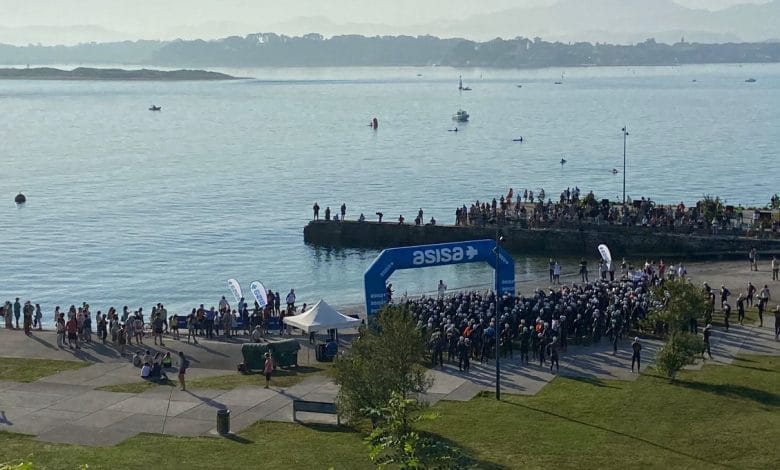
[0,0,779,46]
[264,0,780,44]
[2,34,779,69]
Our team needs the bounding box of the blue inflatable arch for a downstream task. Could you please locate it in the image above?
[364,239,515,316]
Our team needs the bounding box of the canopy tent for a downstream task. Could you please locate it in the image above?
[282,299,361,334]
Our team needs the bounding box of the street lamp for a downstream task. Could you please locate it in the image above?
[622,126,629,204]
[493,233,505,400]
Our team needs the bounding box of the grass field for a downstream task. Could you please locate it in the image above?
[0,358,86,383]
[1,356,778,469]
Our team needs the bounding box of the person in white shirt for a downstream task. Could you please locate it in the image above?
[140,363,152,378]
[286,289,296,311]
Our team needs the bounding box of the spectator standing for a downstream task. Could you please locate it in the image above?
[13,298,21,329]
[437,280,447,299]
[631,337,642,372]
[178,352,189,391]
[286,289,296,312]
[702,324,713,359]
[263,352,274,388]
[312,202,320,220]
[772,256,779,281]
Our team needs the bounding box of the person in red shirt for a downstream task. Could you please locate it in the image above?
[65,317,79,349]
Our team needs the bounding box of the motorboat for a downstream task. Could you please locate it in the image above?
[458,76,472,91]
[452,109,469,122]
[149,105,162,111]
[745,78,757,83]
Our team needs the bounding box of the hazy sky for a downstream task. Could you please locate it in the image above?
[0,0,770,33]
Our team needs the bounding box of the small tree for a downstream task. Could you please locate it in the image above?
[648,281,707,334]
[648,282,708,380]
[332,306,431,423]
[365,392,469,469]
[655,332,704,381]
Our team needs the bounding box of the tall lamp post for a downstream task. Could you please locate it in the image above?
[493,233,504,400]
[622,126,629,204]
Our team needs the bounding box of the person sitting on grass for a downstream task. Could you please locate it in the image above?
[133,351,143,367]
[251,325,264,343]
[140,362,152,379]
[162,352,173,368]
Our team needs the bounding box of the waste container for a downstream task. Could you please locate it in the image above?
[217,409,231,435]
[269,339,301,368]
[241,343,271,371]
[316,343,326,362]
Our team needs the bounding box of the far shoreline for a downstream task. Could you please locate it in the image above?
[0,66,248,81]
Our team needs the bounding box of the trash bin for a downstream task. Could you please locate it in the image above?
[316,343,326,362]
[217,409,231,435]
[241,343,271,371]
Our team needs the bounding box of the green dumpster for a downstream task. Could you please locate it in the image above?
[269,339,301,368]
[241,343,271,371]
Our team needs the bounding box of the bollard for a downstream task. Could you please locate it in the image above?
[217,409,231,435]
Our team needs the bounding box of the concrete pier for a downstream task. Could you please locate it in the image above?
[303,220,780,258]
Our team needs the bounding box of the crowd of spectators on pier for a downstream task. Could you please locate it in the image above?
[454,187,780,235]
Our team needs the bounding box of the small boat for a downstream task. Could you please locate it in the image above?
[14,193,26,204]
[452,109,469,122]
[554,81,563,85]
[516,84,523,88]
[560,158,567,165]
[611,169,619,175]
[745,78,757,83]
[149,105,162,111]
[512,137,524,142]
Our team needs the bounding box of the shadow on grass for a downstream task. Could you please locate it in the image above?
[419,432,509,470]
[503,401,733,469]
[299,422,355,434]
[222,433,253,444]
[673,380,780,407]
[563,376,622,389]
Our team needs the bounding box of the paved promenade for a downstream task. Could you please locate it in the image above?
[1,316,776,447]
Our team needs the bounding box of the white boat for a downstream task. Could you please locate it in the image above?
[452,109,469,122]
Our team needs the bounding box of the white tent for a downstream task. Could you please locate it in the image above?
[283,299,361,333]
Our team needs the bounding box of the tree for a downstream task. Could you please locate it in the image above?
[332,306,432,423]
[648,281,707,380]
[655,332,704,381]
[365,392,470,469]
[648,281,707,334]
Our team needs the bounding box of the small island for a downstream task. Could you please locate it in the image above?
[0,67,242,81]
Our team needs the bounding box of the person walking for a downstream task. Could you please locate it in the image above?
[579,258,588,282]
[702,324,713,360]
[737,294,746,325]
[631,337,642,373]
[263,352,274,388]
[758,285,771,327]
[723,302,731,332]
[177,351,189,391]
[772,256,779,281]
[548,337,560,373]
[774,306,780,340]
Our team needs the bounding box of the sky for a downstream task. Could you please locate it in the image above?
[0,0,773,45]
[0,0,769,30]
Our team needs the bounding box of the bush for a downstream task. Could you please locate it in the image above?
[332,306,431,423]
[655,332,705,381]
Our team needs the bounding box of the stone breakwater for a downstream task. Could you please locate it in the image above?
[303,220,780,258]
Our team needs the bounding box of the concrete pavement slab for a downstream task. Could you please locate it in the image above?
[13,381,92,396]
[49,390,135,413]
[112,413,165,434]
[212,386,276,407]
[0,406,38,431]
[162,416,214,436]
[108,397,171,416]
[38,422,139,447]
[0,390,65,411]
[74,410,133,429]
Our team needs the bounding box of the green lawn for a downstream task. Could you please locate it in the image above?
[1,356,778,469]
[0,358,86,383]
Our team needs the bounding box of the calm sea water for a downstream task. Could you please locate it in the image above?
[1,63,778,319]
